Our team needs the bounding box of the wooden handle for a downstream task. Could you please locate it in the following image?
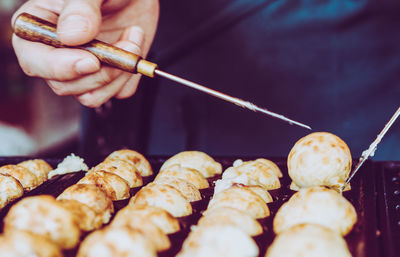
[13,12,158,77]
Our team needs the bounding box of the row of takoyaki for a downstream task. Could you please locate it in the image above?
[0,149,154,256]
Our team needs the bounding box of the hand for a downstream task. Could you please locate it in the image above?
[12,0,159,108]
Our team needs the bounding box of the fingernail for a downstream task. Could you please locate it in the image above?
[128,26,144,46]
[75,58,100,75]
[59,15,89,34]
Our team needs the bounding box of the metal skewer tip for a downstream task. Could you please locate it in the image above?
[341,106,400,192]
[154,69,312,130]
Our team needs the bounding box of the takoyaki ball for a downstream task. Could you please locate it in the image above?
[287,132,352,190]
[214,178,273,203]
[160,151,222,178]
[199,207,263,236]
[57,184,114,224]
[207,187,270,219]
[78,170,130,200]
[155,164,209,189]
[178,224,259,257]
[0,164,39,191]
[241,185,273,203]
[58,199,102,231]
[110,213,171,252]
[222,162,280,190]
[92,158,143,188]
[4,195,80,249]
[18,159,52,184]
[113,204,180,234]
[77,227,157,257]
[266,224,352,257]
[253,158,283,178]
[154,177,201,202]
[106,149,153,177]
[130,183,192,217]
[0,230,63,257]
[0,174,24,209]
[273,186,357,236]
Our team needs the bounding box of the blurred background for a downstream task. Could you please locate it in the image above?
[0,0,80,156]
[1,0,399,160]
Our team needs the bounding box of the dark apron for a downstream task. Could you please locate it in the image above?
[81,0,400,160]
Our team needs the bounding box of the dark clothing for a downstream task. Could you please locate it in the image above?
[82,0,400,160]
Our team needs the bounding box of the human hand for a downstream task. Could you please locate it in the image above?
[12,0,159,108]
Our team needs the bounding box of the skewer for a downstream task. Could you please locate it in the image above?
[341,106,400,192]
[13,12,311,130]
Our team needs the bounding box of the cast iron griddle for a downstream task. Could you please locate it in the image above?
[0,156,388,257]
[375,161,400,257]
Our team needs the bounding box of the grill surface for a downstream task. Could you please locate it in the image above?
[0,156,395,257]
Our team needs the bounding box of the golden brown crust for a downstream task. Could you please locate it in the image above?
[78,170,130,200]
[4,195,81,250]
[0,164,39,191]
[77,227,157,257]
[57,184,114,224]
[208,187,270,219]
[154,177,201,202]
[266,224,352,257]
[18,159,52,184]
[179,225,259,257]
[156,164,209,189]
[238,185,273,203]
[93,158,143,188]
[0,174,24,209]
[130,183,192,217]
[160,151,222,178]
[273,187,357,235]
[113,205,180,234]
[106,149,153,177]
[222,161,281,190]
[110,213,171,252]
[58,199,102,231]
[254,158,283,178]
[0,230,63,257]
[199,207,263,236]
[287,132,352,190]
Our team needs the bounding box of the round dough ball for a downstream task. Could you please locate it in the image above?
[179,225,259,257]
[106,149,153,177]
[18,159,52,184]
[273,186,357,235]
[0,230,62,257]
[113,204,180,234]
[0,164,39,191]
[4,195,81,249]
[78,170,130,200]
[242,185,273,203]
[155,164,209,189]
[130,183,192,217]
[287,132,352,190]
[208,187,270,219]
[266,224,352,257]
[110,212,171,252]
[160,151,222,178]
[214,177,273,203]
[0,174,24,209]
[154,177,201,202]
[57,184,114,224]
[254,158,283,178]
[58,199,102,231]
[77,227,157,257]
[222,161,281,190]
[200,207,263,236]
[93,158,143,188]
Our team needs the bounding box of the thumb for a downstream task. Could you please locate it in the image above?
[57,0,103,46]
